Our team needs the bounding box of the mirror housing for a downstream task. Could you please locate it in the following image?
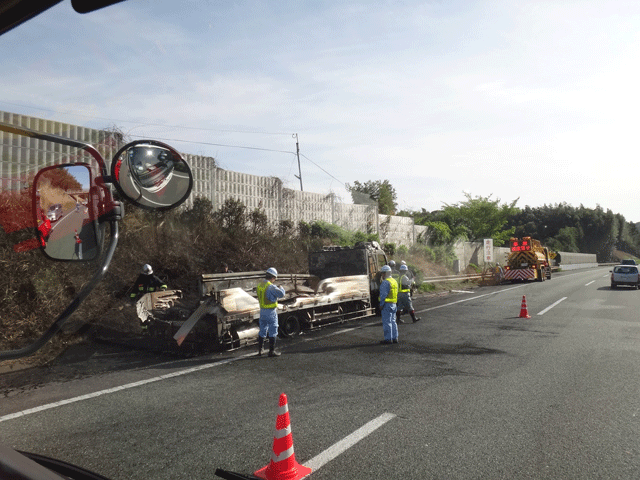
[111,141,193,210]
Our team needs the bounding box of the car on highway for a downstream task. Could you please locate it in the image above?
[46,203,63,222]
[620,259,637,265]
[610,265,640,289]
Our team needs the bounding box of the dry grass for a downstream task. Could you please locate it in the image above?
[1,200,456,368]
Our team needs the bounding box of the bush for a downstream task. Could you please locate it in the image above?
[383,242,396,256]
[410,244,435,262]
[0,194,456,354]
[417,283,436,293]
[433,245,456,267]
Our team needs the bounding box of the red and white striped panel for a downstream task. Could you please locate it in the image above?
[505,269,536,281]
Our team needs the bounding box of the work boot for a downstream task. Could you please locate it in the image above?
[268,337,281,357]
[257,336,265,356]
[410,311,421,323]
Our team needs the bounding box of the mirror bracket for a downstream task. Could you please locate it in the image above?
[98,201,123,222]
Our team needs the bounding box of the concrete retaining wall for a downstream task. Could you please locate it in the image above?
[378,214,428,247]
[0,112,609,260]
[452,241,598,273]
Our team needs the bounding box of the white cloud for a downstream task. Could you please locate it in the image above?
[4,0,640,221]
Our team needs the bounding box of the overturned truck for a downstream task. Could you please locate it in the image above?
[139,242,388,350]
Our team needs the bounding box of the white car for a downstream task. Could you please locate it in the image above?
[610,265,640,289]
[46,203,63,222]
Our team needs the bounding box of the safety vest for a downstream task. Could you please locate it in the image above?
[399,274,411,293]
[257,281,278,309]
[381,277,398,303]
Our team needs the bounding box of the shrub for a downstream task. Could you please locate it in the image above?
[383,242,396,256]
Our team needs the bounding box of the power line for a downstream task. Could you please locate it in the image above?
[2,101,348,190]
[0,101,294,136]
[130,133,347,189]
[300,153,346,187]
[129,134,296,155]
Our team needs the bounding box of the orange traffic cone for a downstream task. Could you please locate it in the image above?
[519,295,531,318]
[254,393,312,480]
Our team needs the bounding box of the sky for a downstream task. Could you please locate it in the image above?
[2,0,640,221]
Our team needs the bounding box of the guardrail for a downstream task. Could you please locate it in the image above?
[421,266,562,284]
[421,273,482,284]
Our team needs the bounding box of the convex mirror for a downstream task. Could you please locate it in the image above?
[111,141,192,210]
[33,164,98,261]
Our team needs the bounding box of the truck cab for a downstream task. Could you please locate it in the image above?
[308,241,388,302]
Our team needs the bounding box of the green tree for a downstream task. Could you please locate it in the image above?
[442,193,519,245]
[346,179,397,215]
[546,226,580,252]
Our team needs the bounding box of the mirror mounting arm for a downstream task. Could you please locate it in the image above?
[98,201,123,223]
[0,221,120,361]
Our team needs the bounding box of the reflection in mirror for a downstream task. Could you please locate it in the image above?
[111,142,192,210]
[34,164,98,261]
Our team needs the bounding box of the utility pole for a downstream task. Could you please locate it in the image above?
[293,133,303,191]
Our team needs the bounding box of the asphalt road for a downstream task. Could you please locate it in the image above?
[2,266,640,479]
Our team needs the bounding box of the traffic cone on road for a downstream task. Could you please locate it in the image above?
[519,295,531,318]
[254,393,312,480]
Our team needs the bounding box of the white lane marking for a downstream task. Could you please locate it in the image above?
[416,284,525,314]
[0,354,254,423]
[304,412,396,471]
[585,281,595,286]
[537,297,567,316]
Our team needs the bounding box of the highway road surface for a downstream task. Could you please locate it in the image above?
[2,266,640,479]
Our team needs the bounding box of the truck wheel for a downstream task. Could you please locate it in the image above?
[281,315,301,337]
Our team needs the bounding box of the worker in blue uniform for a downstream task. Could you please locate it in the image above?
[396,264,421,324]
[379,264,399,344]
[388,259,400,281]
[257,267,286,357]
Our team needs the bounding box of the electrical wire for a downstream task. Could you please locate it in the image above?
[2,101,349,189]
[300,153,346,187]
[0,101,293,136]
[129,134,296,155]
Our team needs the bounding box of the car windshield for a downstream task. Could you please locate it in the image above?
[4,2,640,480]
[614,266,638,274]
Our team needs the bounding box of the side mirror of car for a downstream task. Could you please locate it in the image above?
[0,119,195,360]
[111,141,193,210]
[33,164,99,261]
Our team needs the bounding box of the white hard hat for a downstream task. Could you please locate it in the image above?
[142,264,153,275]
[380,265,391,273]
[266,267,278,277]
[388,260,396,267]
[400,264,408,271]
[401,260,406,265]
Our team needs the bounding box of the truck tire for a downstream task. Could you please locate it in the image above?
[280,315,301,337]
